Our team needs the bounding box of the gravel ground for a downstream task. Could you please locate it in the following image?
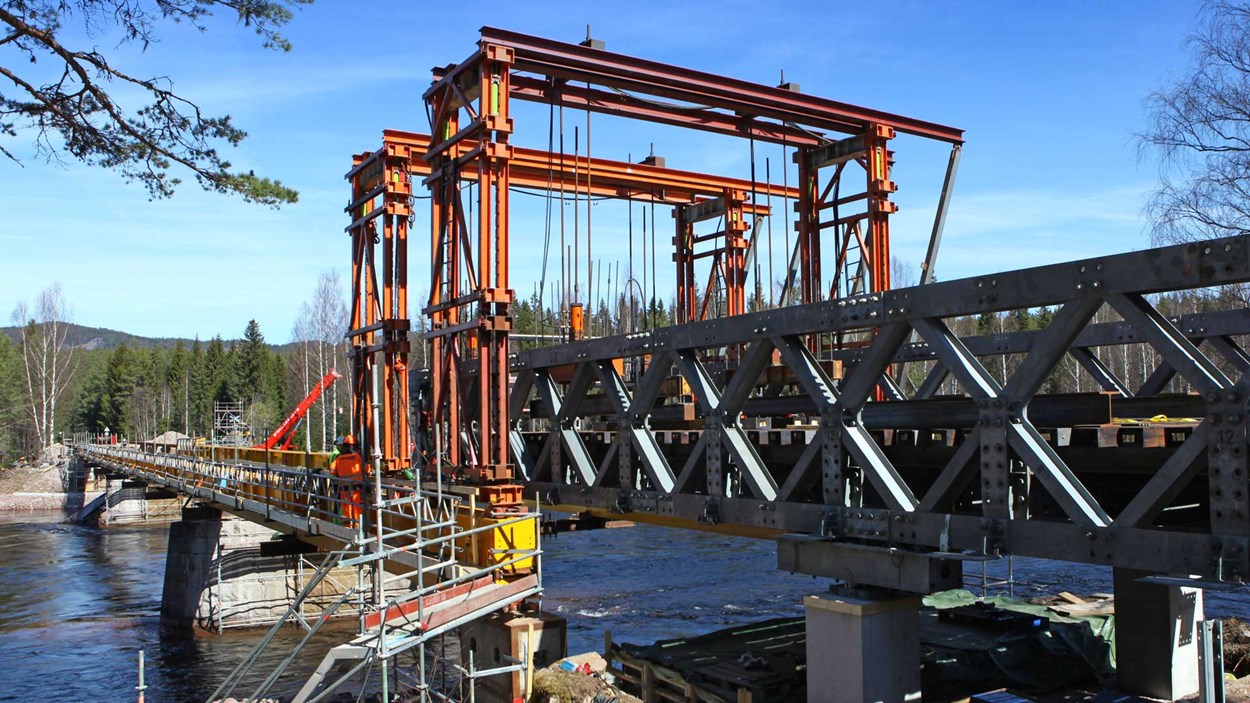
[0,463,66,494]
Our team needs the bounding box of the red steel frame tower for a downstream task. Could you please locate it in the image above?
[423,42,516,488]
[346,138,414,476]
[353,28,963,500]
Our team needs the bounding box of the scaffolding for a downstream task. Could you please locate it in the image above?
[75,440,542,703]
[212,400,250,446]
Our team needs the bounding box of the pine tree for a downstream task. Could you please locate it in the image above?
[240,320,269,403]
[0,336,27,460]
[204,336,234,405]
[189,338,207,437]
[168,341,191,435]
[100,345,136,438]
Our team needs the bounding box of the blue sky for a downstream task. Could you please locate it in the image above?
[0,1,1201,341]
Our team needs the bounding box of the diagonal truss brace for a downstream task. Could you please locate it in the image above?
[534,366,597,486]
[673,345,779,501]
[594,355,677,492]
[913,299,1111,527]
[773,331,918,512]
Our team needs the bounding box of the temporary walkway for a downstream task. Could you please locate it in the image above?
[77,442,543,702]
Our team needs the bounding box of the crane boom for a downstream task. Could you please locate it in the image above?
[256,370,340,451]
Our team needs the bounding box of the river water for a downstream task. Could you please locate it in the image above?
[3,511,1250,702]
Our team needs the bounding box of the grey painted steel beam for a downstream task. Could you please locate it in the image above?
[1070,347,1132,396]
[844,308,1250,367]
[593,360,676,492]
[777,535,964,594]
[1108,293,1230,397]
[673,347,779,501]
[526,480,1250,583]
[501,234,1250,585]
[1114,424,1209,528]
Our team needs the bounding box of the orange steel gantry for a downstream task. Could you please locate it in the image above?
[346,141,414,478]
[346,28,963,502]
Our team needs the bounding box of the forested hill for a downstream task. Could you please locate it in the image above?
[0,318,350,464]
[0,323,301,353]
[0,323,196,351]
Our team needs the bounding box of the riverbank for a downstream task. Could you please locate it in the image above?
[0,490,100,511]
[0,454,179,521]
[0,451,84,512]
[0,461,67,494]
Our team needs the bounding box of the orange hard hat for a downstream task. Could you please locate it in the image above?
[344,434,356,445]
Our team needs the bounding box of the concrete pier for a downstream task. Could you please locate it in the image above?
[161,506,356,632]
[1113,568,1203,700]
[804,589,922,703]
[160,506,224,630]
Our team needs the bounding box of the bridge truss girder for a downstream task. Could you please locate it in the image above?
[510,235,1250,585]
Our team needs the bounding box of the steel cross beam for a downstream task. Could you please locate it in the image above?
[508,234,1250,585]
[478,26,965,144]
[382,130,799,204]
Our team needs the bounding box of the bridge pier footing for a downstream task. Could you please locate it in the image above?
[804,589,922,703]
[1113,567,1203,700]
[160,506,223,631]
[161,506,354,632]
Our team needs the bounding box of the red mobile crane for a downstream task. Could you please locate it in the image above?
[254,370,341,451]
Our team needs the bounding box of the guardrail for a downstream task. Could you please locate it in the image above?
[76,443,539,580]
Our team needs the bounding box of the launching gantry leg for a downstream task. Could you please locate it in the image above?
[423,41,517,495]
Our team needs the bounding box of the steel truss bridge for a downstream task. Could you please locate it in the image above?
[69,25,1250,702]
[510,235,1250,590]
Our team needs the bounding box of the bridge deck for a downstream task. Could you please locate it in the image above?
[77,443,542,645]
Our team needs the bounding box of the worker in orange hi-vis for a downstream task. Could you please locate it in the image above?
[330,435,364,528]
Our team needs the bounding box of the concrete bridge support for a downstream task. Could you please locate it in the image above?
[161,506,356,632]
[161,506,224,630]
[460,608,568,702]
[1113,568,1203,700]
[804,589,922,703]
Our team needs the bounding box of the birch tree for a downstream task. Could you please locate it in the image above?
[290,304,314,451]
[11,283,77,451]
[1142,0,1250,243]
[289,271,348,451]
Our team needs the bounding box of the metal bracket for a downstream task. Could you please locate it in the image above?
[820,508,842,539]
[699,497,721,526]
[843,507,890,542]
[981,517,1008,557]
[1216,535,1249,584]
[613,491,633,515]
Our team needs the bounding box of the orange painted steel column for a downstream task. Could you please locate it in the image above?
[724,188,749,318]
[796,146,820,305]
[866,124,896,295]
[345,139,414,476]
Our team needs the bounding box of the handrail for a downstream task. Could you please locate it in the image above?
[74,442,541,588]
